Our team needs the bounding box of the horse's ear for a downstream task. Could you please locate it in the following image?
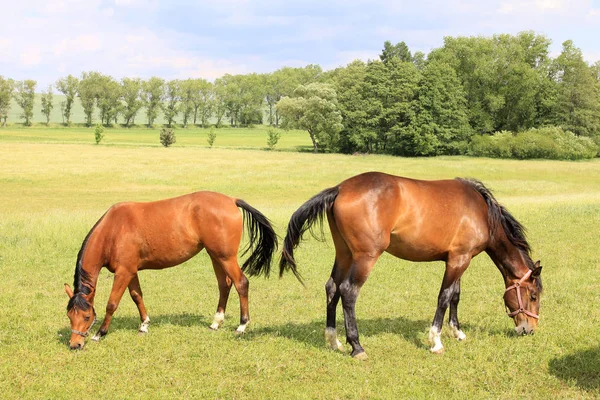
[64,283,74,299]
[532,261,542,278]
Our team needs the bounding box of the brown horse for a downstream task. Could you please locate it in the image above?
[65,191,277,350]
[280,172,542,359]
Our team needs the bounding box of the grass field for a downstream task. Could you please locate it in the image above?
[0,126,599,399]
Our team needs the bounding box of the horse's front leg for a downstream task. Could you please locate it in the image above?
[448,278,466,341]
[429,256,470,354]
[128,273,150,334]
[92,271,134,341]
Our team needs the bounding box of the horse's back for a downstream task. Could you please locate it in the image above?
[101,191,243,269]
[333,172,490,261]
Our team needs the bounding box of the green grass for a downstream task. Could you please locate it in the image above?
[1,127,599,399]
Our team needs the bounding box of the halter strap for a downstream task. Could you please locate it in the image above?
[71,316,97,338]
[504,269,539,319]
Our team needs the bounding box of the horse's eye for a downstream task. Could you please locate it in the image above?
[530,294,537,302]
[84,316,91,322]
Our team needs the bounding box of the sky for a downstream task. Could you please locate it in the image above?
[1,0,599,88]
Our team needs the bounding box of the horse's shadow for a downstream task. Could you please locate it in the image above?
[243,316,432,351]
[56,313,209,345]
[548,346,600,391]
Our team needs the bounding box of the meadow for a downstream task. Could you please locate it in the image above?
[0,126,599,399]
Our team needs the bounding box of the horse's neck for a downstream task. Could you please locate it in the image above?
[486,237,530,281]
[77,247,104,306]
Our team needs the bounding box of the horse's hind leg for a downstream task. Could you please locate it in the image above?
[128,273,150,334]
[429,254,470,354]
[325,261,347,352]
[209,259,233,330]
[211,255,249,334]
[93,270,134,341]
[340,254,378,360]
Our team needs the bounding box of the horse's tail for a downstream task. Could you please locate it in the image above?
[279,186,340,284]
[235,199,278,278]
[459,178,530,253]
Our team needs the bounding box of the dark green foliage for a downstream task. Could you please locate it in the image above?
[159,127,176,147]
[469,126,598,160]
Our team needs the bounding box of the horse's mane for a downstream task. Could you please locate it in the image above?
[67,212,106,311]
[457,178,542,292]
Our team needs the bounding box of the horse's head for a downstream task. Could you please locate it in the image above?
[65,284,96,350]
[503,261,542,335]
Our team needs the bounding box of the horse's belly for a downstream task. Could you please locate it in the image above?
[385,237,447,262]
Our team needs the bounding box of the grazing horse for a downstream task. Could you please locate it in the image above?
[65,191,277,350]
[280,172,542,359]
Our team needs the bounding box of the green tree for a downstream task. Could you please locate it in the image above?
[55,75,79,125]
[162,79,180,128]
[142,77,165,127]
[212,79,227,127]
[363,58,421,154]
[207,127,216,147]
[121,78,143,127]
[78,72,102,126]
[40,85,54,126]
[380,40,412,64]
[0,76,14,127]
[96,74,122,125]
[178,79,198,128]
[14,80,37,126]
[403,61,472,155]
[551,40,600,140]
[189,79,213,127]
[94,123,104,144]
[277,83,343,153]
[329,60,374,153]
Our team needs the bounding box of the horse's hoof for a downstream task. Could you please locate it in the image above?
[430,346,445,355]
[91,335,101,342]
[209,323,219,331]
[234,329,246,336]
[352,351,369,361]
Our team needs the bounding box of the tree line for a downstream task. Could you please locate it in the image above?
[1,31,598,158]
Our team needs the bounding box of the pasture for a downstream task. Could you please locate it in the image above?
[0,126,599,399]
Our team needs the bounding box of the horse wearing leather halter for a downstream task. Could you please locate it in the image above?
[280,172,543,359]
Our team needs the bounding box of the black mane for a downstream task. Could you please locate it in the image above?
[458,178,542,292]
[67,212,106,311]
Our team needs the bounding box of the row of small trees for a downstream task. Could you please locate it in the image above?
[0,65,322,128]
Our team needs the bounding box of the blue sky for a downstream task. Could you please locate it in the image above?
[1,0,599,87]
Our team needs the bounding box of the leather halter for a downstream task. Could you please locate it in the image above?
[505,269,539,319]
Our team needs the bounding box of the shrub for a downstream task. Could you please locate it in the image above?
[160,128,176,147]
[266,128,282,150]
[94,124,104,144]
[207,127,216,148]
[469,127,598,160]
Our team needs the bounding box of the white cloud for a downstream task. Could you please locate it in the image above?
[20,48,42,67]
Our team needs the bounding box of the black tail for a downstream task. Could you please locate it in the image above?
[279,186,340,283]
[236,199,278,277]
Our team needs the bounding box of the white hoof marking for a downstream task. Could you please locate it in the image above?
[210,312,225,330]
[325,328,344,351]
[235,323,248,334]
[139,317,150,333]
[91,334,101,342]
[429,327,444,354]
[449,324,466,341]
